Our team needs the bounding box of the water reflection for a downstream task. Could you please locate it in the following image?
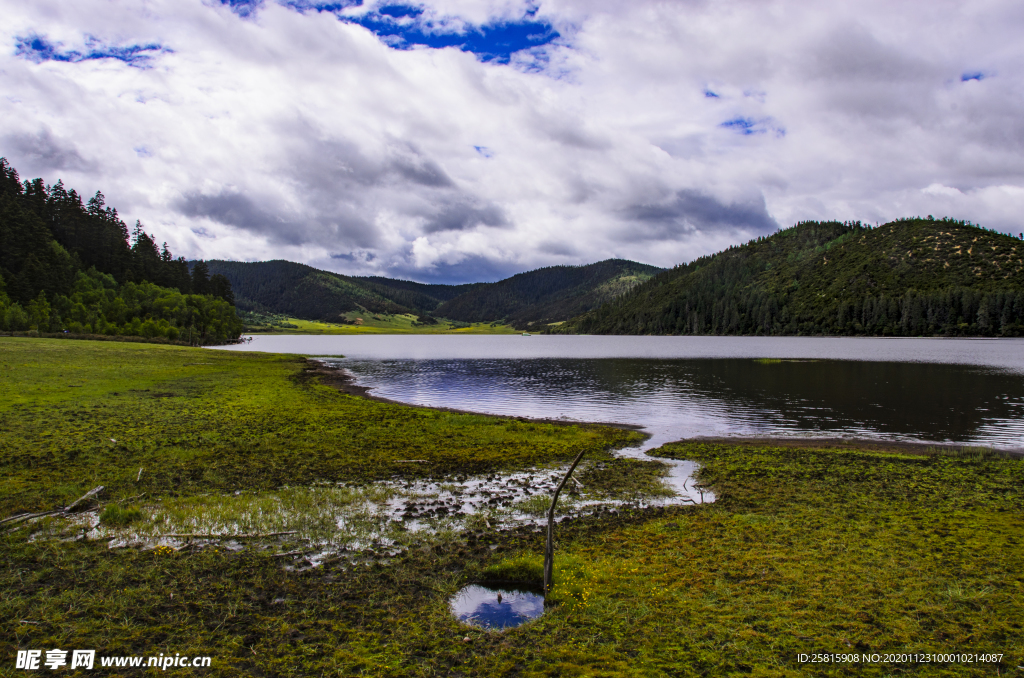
[450,584,545,629]
[338,358,1024,451]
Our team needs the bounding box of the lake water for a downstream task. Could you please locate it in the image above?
[217,336,1024,451]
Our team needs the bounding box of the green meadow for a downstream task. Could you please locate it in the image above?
[1,338,1022,676]
[243,312,519,335]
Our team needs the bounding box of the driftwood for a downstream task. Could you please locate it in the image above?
[0,510,59,527]
[163,531,297,540]
[65,486,105,512]
[271,549,313,558]
[544,450,587,596]
[0,485,105,527]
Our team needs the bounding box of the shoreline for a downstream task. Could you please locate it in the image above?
[305,359,649,433]
[308,358,1024,459]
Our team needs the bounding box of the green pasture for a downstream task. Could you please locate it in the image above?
[1,338,1022,676]
[0,338,633,514]
[244,313,519,335]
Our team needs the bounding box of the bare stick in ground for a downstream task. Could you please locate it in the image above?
[163,531,298,539]
[65,486,105,512]
[1,485,105,529]
[544,449,587,596]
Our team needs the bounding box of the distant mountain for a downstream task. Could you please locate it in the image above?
[435,259,664,329]
[557,218,1024,337]
[204,257,663,328]
[351,276,487,314]
[203,260,471,320]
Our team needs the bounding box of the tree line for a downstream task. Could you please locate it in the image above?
[0,158,240,343]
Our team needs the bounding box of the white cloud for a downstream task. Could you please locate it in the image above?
[1,0,1023,282]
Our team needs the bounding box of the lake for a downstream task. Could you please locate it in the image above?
[216,336,1024,451]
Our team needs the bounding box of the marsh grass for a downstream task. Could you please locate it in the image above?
[0,338,640,515]
[4,441,1023,676]
[99,505,143,527]
[4,339,1023,676]
[481,554,544,585]
[512,494,553,517]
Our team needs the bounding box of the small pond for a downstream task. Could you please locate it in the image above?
[450,584,545,629]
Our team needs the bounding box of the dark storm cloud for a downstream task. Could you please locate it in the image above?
[2,129,95,175]
[392,155,455,188]
[175,189,378,248]
[422,200,507,233]
[621,190,777,239]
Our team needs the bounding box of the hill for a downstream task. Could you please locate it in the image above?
[434,259,664,329]
[351,276,487,313]
[558,218,1024,337]
[0,158,240,343]
[202,260,479,322]
[204,258,662,329]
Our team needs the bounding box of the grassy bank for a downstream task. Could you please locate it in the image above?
[2,339,1022,676]
[0,338,636,515]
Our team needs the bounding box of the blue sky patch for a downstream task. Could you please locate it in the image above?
[720,117,758,135]
[961,71,985,82]
[279,0,361,13]
[719,117,785,137]
[474,146,493,158]
[15,34,169,67]
[219,0,263,17]
[378,4,422,18]
[346,6,560,63]
[704,89,720,98]
[215,0,558,63]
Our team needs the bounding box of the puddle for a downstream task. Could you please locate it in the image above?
[450,584,545,629]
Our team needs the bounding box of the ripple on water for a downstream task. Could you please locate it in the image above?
[450,584,545,629]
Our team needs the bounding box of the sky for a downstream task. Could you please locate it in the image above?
[2,0,1023,284]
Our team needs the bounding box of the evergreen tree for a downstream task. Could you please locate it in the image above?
[191,260,211,296]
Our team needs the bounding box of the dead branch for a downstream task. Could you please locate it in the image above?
[544,449,587,596]
[65,486,105,512]
[1,485,105,527]
[0,510,59,527]
[162,531,298,540]
[271,549,314,558]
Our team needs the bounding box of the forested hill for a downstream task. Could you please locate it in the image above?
[202,260,479,320]
[352,276,487,313]
[558,218,1024,337]
[203,258,661,328]
[0,158,240,343]
[434,259,664,329]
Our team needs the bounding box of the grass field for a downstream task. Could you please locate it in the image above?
[244,313,520,335]
[2,339,1022,676]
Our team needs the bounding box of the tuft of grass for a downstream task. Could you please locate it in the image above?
[99,504,143,527]
[512,494,552,517]
[481,554,544,585]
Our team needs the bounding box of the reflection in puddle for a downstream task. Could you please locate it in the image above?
[450,584,544,629]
